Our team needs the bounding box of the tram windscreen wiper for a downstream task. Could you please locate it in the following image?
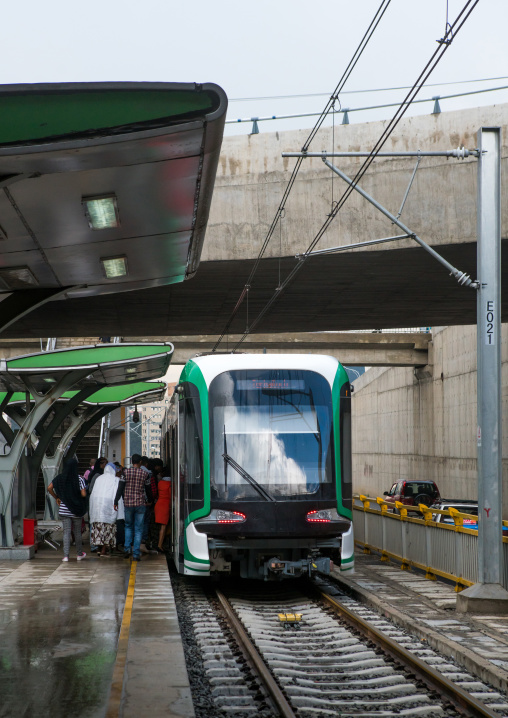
[222,452,276,502]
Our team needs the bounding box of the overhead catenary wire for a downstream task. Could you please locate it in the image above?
[212,0,393,353]
[225,83,508,126]
[230,0,480,351]
[228,75,508,102]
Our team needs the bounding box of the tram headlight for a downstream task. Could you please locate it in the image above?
[306,508,342,523]
[196,509,246,524]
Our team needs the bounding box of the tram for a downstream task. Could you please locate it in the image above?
[161,354,354,580]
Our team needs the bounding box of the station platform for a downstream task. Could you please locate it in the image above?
[0,550,194,718]
[333,551,508,694]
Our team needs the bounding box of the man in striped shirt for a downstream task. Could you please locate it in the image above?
[114,453,152,561]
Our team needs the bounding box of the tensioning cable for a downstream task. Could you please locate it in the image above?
[211,0,393,352]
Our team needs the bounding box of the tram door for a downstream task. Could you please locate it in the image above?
[176,384,204,572]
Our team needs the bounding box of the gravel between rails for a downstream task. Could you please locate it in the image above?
[226,583,453,717]
[170,569,276,718]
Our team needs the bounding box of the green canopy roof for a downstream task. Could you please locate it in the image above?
[0,87,219,146]
[84,381,166,406]
[0,381,166,408]
[0,342,173,393]
[0,81,227,332]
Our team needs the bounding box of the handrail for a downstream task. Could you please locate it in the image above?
[352,492,508,591]
[353,493,508,528]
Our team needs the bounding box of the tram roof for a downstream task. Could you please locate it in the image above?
[0,81,226,324]
[183,353,344,389]
[0,342,173,393]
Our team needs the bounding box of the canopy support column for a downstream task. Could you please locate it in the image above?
[26,386,98,519]
[41,408,98,519]
[0,369,90,546]
[65,406,112,461]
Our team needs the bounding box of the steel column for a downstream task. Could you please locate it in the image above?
[457,127,508,613]
[65,405,112,461]
[41,410,85,520]
[477,127,503,585]
[0,369,90,546]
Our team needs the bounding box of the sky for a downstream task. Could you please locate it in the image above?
[1,0,507,137]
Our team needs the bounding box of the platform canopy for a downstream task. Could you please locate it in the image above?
[0,342,173,545]
[0,380,167,408]
[0,81,227,332]
[0,342,174,392]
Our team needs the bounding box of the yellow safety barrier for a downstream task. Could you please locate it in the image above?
[352,493,508,592]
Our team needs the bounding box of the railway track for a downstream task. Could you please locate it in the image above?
[173,573,508,718]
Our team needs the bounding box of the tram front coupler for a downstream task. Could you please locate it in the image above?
[264,555,331,579]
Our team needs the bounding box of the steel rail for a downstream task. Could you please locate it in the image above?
[320,590,500,718]
[215,589,296,718]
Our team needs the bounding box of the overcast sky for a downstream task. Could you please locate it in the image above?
[2,0,507,136]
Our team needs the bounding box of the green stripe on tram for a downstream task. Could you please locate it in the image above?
[184,564,210,573]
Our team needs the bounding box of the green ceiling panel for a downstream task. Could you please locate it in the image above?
[84,382,166,405]
[7,344,171,370]
[0,382,165,407]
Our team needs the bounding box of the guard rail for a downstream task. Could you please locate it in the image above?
[353,494,508,591]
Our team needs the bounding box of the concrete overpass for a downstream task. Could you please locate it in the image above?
[0,102,506,338]
[139,332,431,366]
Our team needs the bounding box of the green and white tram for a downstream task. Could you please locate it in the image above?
[162,354,354,580]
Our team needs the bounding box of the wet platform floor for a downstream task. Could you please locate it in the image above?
[0,551,194,718]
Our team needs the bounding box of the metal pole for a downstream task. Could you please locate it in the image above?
[322,158,477,288]
[125,409,130,464]
[457,127,508,613]
[296,234,411,259]
[282,149,479,158]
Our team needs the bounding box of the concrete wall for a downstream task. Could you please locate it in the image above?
[204,104,508,262]
[351,325,508,516]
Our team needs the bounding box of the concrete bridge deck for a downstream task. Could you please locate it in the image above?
[1,103,506,338]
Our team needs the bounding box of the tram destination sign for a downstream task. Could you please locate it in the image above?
[238,379,306,391]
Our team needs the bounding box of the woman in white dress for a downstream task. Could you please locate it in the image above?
[89,463,120,556]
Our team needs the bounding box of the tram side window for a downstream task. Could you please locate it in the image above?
[340,388,352,509]
[179,396,204,506]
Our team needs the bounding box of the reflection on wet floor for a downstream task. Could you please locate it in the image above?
[0,553,129,718]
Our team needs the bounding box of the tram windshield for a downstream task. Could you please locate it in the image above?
[209,369,335,501]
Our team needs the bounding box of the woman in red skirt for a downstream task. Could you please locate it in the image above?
[154,470,171,552]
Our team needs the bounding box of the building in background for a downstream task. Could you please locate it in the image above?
[128,383,176,458]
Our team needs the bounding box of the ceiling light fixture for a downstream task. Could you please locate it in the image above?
[0,266,39,289]
[101,255,128,279]
[82,194,120,230]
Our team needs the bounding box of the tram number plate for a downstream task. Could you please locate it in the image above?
[486,300,495,346]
